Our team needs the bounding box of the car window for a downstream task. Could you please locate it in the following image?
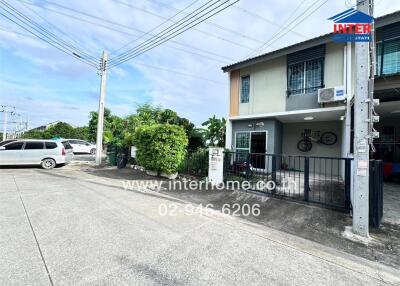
[0,139,16,146]
[24,141,44,150]
[4,142,24,150]
[45,142,58,149]
[62,141,73,149]
[69,140,78,144]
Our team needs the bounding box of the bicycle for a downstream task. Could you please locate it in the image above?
[297,130,337,152]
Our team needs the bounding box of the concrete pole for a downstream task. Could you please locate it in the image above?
[352,0,372,237]
[95,51,108,165]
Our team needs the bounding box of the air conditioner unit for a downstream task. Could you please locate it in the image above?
[318,86,346,103]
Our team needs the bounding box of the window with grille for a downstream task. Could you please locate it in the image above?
[376,38,400,76]
[240,75,250,103]
[288,58,324,95]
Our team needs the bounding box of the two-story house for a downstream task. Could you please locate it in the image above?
[222,11,400,175]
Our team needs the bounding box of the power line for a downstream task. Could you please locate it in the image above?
[107,0,240,69]
[109,0,226,63]
[26,0,254,52]
[110,0,202,56]
[246,0,328,58]
[21,0,235,63]
[0,0,98,68]
[121,0,266,45]
[15,0,97,61]
[1,0,98,63]
[0,25,225,85]
[232,4,307,39]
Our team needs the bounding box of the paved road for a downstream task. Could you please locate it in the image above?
[0,168,399,285]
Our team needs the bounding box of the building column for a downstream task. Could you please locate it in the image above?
[225,119,233,150]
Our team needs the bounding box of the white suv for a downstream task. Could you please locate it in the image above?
[67,139,96,155]
[0,139,74,169]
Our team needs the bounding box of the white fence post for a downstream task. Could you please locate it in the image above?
[208,147,224,186]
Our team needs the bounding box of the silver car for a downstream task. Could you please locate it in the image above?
[0,139,74,169]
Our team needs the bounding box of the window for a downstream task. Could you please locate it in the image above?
[376,38,400,76]
[4,142,24,150]
[62,141,73,150]
[24,142,44,150]
[240,75,250,103]
[288,58,324,95]
[45,142,58,149]
[235,132,250,162]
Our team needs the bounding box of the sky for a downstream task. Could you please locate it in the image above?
[0,0,399,130]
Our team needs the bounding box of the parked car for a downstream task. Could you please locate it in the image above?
[0,139,74,169]
[0,139,16,146]
[66,139,96,154]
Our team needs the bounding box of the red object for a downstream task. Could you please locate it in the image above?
[61,147,66,156]
[383,163,393,177]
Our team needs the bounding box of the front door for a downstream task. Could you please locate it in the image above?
[250,132,267,169]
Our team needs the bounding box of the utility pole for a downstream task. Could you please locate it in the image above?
[95,51,108,165]
[0,105,15,141]
[353,0,374,237]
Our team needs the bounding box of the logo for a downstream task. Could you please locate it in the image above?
[329,8,374,42]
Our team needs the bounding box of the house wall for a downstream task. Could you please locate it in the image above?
[230,118,282,154]
[231,42,347,117]
[286,42,346,111]
[282,121,342,157]
[281,121,343,176]
[238,57,287,116]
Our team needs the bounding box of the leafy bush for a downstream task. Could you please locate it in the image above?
[134,124,188,174]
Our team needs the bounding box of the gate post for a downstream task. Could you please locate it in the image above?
[304,157,310,201]
[208,147,224,186]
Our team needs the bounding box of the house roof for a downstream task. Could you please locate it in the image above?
[221,10,400,73]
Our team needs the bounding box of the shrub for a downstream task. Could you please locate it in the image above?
[134,124,188,174]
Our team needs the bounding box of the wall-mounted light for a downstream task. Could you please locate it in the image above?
[304,116,314,121]
[255,122,264,127]
[340,115,345,121]
[248,124,253,128]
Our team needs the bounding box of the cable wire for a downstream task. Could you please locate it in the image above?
[21,0,235,63]
[0,1,97,69]
[107,0,238,68]
[246,0,328,58]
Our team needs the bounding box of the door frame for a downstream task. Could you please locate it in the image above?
[234,130,269,170]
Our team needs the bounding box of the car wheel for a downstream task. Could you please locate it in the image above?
[42,158,56,169]
[90,148,96,155]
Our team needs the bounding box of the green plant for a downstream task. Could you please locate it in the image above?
[134,124,188,174]
[202,115,226,147]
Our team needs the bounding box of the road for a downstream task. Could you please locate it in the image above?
[0,167,399,285]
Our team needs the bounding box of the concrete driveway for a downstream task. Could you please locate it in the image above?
[0,167,399,285]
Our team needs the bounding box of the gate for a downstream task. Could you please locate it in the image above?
[224,152,352,212]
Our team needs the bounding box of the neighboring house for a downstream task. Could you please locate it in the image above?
[222,11,400,172]
[29,121,61,132]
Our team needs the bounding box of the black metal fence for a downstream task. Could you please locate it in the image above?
[369,160,383,228]
[179,149,209,177]
[224,152,352,211]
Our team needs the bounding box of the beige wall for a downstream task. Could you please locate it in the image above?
[238,56,287,116]
[230,43,348,117]
[324,42,345,89]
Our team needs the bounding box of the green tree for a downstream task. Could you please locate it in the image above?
[88,108,113,142]
[73,126,89,141]
[202,116,226,147]
[43,122,75,139]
